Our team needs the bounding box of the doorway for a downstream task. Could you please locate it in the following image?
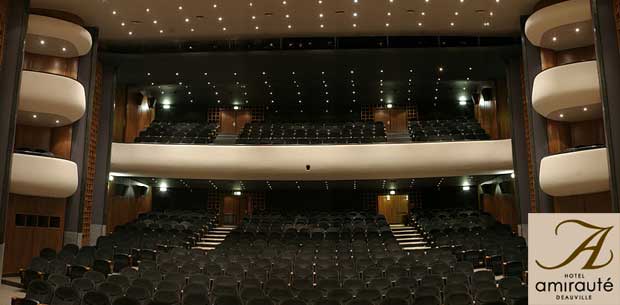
[377,194,409,224]
[221,195,250,225]
[373,108,408,132]
[220,110,252,134]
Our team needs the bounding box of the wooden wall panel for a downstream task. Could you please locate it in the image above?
[0,0,7,64]
[553,192,612,213]
[113,86,127,142]
[474,98,498,139]
[496,80,512,140]
[23,52,78,79]
[540,48,557,70]
[481,193,518,226]
[123,92,154,143]
[50,126,72,159]
[546,120,571,154]
[14,125,52,151]
[2,194,66,274]
[105,184,152,233]
[570,119,606,147]
[556,46,596,65]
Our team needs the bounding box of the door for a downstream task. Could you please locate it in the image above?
[220,110,252,134]
[390,110,408,132]
[377,195,410,224]
[220,110,236,134]
[235,111,252,133]
[374,109,390,130]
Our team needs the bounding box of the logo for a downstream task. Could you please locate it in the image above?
[529,214,620,305]
[535,220,614,270]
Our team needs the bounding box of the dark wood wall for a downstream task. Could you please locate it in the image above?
[105,184,152,234]
[3,194,66,274]
[474,80,511,140]
[112,87,156,143]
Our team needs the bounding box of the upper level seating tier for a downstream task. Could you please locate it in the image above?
[237,122,387,145]
[408,119,490,142]
[134,122,219,145]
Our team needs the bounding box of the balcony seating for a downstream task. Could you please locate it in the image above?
[134,122,219,145]
[237,122,387,145]
[408,119,490,142]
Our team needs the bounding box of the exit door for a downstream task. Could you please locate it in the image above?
[377,195,409,224]
[220,110,252,134]
[373,108,408,132]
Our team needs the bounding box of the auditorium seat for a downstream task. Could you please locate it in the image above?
[237,122,387,145]
[408,119,490,142]
[134,122,219,145]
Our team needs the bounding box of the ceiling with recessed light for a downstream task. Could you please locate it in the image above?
[107,46,516,116]
[31,0,538,45]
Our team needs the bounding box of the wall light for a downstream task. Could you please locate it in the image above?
[462,186,471,191]
[162,104,171,110]
[233,105,240,110]
[387,103,393,109]
[511,172,515,179]
[233,191,242,196]
[108,175,114,182]
[389,190,396,195]
[159,182,168,192]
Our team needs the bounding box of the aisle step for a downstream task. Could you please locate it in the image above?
[399,241,428,246]
[396,237,424,242]
[393,233,422,238]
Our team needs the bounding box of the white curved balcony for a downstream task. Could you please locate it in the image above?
[18,70,86,127]
[540,148,609,197]
[525,0,593,51]
[10,153,79,198]
[111,140,514,181]
[532,60,601,122]
[26,14,92,58]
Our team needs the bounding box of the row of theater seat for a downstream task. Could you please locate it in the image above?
[17,209,527,305]
[408,120,490,142]
[237,122,387,145]
[134,122,219,145]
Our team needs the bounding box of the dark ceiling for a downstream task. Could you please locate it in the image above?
[104,43,519,118]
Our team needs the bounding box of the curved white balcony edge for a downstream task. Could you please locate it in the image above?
[27,14,92,57]
[10,153,79,198]
[19,70,86,127]
[525,0,592,50]
[532,61,601,122]
[111,140,514,181]
[540,148,609,197]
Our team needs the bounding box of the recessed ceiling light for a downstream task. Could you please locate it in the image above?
[128,31,133,35]
[353,23,357,27]
[32,114,37,118]
[387,12,391,16]
[61,47,67,52]
[159,29,164,33]
[218,17,223,21]
[353,12,358,17]
[319,13,324,18]
[320,24,324,28]
[454,12,459,15]
[385,23,390,27]
[185,18,190,22]
[39,40,45,45]
[450,22,455,26]
[55,120,60,124]
[112,10,117,15]
[153,20,158,24]
[418,22,423,26]
[222,27,227,31]
[552,36,557,42]
[145,8,150,12]
[121,22,125,26]
[583,107,588,111]
[559,113,564,118]
[575,27,580,32]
